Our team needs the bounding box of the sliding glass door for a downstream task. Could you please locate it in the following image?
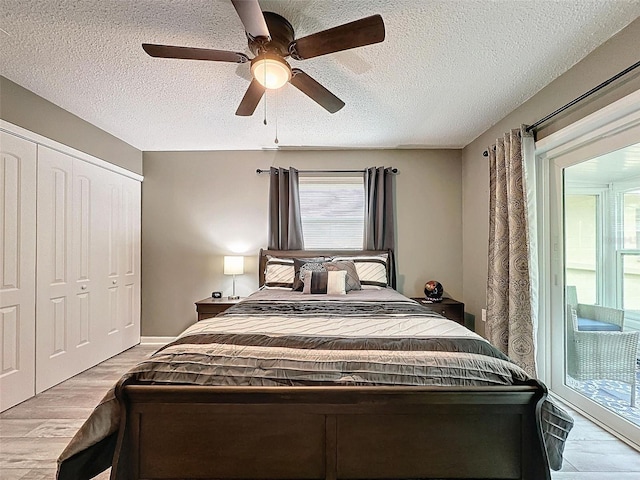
[541,91,640,447]
[563,149,639,414]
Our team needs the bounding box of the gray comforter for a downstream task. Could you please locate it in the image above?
[57,288,572,479]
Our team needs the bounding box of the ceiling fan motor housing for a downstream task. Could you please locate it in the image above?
[247,12,295,56]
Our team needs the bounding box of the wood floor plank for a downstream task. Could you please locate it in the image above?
[0,437,71,469]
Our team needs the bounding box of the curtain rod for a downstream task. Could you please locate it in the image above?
[482,59,640,157]
[256,168,398,174]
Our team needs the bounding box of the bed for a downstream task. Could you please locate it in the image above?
[57,249,572,480]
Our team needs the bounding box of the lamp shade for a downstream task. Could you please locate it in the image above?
[223,256,244,275]
[251,53,291,90]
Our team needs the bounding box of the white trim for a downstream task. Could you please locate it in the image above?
[0,119,143,182]
[140,336,175,345]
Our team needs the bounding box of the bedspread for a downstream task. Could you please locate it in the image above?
[57,289,573,479]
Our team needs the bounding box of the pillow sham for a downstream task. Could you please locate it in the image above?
[263,256,295,289]
[302,270,347,295]
[330,254,389,288]
[322,260,361,292]
[292,258,326,291]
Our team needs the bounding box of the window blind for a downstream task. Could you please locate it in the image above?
[299,175,364,249]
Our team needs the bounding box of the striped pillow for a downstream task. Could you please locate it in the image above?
[330,254,388,288]
[263,256,295,289]
[302,270,347,295]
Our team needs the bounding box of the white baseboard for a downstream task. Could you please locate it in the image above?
[140,336,175,345]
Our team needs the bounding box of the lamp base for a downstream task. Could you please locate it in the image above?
[228,295,240,300]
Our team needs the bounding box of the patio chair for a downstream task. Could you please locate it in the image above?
[566,285,625,331]
[566,304,639,406]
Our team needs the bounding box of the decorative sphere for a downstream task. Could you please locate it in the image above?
[424,280,443,301]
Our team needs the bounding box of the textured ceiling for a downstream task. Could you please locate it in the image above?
[1,0,639,151]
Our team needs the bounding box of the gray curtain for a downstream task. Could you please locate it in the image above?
[268,167,304,250]
[486,127,536,377]
[363,166,395,250]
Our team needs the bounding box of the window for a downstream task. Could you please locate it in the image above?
[617,187,640,313]
[565,193,601,304]
[298,175,364,249]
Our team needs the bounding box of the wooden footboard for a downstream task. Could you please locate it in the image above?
[111,385,550,480]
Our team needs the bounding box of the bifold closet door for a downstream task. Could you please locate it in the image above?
[101,170,141,358]
[35,146,106,392]
[0,132,37,411]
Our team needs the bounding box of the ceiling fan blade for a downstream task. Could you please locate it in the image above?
[230,0,271,39]
[236,79,266,116]
[142,44,249,63]
[289,14,385,60]
[289,69,345,113]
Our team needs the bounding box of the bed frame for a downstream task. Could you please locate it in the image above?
[111,249,551,480]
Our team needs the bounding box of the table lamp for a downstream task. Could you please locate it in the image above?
[223,255,244,300]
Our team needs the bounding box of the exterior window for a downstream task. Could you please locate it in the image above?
[618,188,640,313]
[298,175,364,249]
[565,193,600,304]
[621,189,640,249]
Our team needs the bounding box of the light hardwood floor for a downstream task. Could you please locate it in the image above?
[1,344,639,479]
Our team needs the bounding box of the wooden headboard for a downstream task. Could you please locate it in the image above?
[258,249,396,289]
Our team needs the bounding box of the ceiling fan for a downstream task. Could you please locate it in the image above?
[142,0,385,116]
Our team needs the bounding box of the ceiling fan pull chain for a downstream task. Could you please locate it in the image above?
[263,67,268,125]
[274,89,279,144]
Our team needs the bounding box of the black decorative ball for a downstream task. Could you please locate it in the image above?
[424,280,443,303]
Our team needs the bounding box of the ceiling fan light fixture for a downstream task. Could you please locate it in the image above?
[251,53,291,89]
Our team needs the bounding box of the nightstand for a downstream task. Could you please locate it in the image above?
[412,297,465,325]
[195,297,243,321]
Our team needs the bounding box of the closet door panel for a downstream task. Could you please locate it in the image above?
[72,159,108,357]
[120,177,140,348]
[36,148,105,391]
[105,175,122,349]
[101,173,140,356]
[36,146,77,392]
[0,132,36,411]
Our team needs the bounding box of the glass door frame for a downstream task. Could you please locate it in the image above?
[535,89,640,448]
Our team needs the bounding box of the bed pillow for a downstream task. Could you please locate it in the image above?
[302,270,347,295]
[263,256,295,289]
[292,258,326,291]
[330,254,389,288]
[323,260,361,292]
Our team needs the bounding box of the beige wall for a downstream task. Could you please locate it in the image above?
[142,149,462,336]
[461,18,640,337]
[0,76,142,174]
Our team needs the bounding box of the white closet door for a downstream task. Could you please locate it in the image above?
[35,146,102,392]
[72,159,109,360]
[101,171,141,357]
[0,132,37,411]
[119,176,141,349]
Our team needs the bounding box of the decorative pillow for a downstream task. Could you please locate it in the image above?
[323,260,361,291]
[331,254,389,288]
[302,270,347,295]
[263,256,295,289]
[292,258,326,291]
